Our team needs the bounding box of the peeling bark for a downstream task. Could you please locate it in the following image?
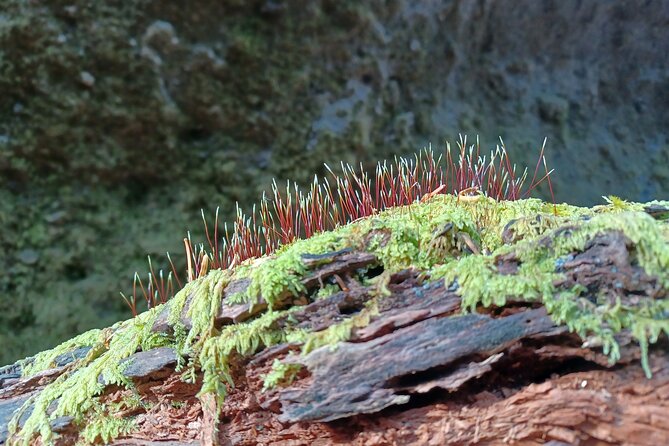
[276,308,564,422]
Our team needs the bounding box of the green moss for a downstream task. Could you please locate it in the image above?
[315,283,341,300]
[243,251,308,308]
[300,303,377,355]
[262,359,302,391]
[9,269,234,445]
[80,416,136,445]
[10,305,162,445]
[430,209,669,378]
[431,255,556,310]
[79,396,145,445]
[8,197,669,444]
[198,309,290,407]
[21,328,103,378]
[461,197,589,251]
[169,269,231,349]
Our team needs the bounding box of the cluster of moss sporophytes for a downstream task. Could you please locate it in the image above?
[121,140,555,315]
[7,146,669,445]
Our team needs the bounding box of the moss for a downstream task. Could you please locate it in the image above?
[8,196,669,444]
[460,197,589,251]
[197,308,301,408]
[80,416,136,445]
[10,305,162,445]
[430,209,669,377]
[168,269,231,350]
[262,359,302,391]
[21,329,103,378]
[299,302,378,355]
[315,283,341,300]
[243,251,308,308]
[79,396,144,445]
[9,269,232,445]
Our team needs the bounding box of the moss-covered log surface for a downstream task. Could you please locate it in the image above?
[1,196,668,445]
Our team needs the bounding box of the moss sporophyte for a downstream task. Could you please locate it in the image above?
[8,139,669,445]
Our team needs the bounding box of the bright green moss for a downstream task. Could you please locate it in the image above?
[198,309,291,407]
[229,230,345,307]
[596,195,645,213]
[244,251,308,308]
[460,197,589,251]
[315,283,341,300]
[171,269,232,349]
[79,396,145,445]
[80,416,136,445]
[430,255,557,310]
[262,359,302,391]
[8,196,669,444]
[10,270,233,445]
[430,208,669,378]
[21,329,104,378]
[10,305,163,445]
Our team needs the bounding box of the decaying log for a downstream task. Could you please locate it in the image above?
[273,308,564,422]
[1,236,668,445]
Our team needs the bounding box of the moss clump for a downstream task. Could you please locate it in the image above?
[198,309,292,406]
[8,196,669,445]
[20,329,103,377]
[12,309,161,445]
[431,209,669,377]
[262,359,303,391]
[80,408,138,444]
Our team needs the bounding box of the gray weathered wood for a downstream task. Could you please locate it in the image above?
[278,308,562,422]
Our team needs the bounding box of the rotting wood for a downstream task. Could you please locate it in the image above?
[354,279,462,342]
[275,308,564,423]
[198,393,218,446]
[553,231,665,300]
